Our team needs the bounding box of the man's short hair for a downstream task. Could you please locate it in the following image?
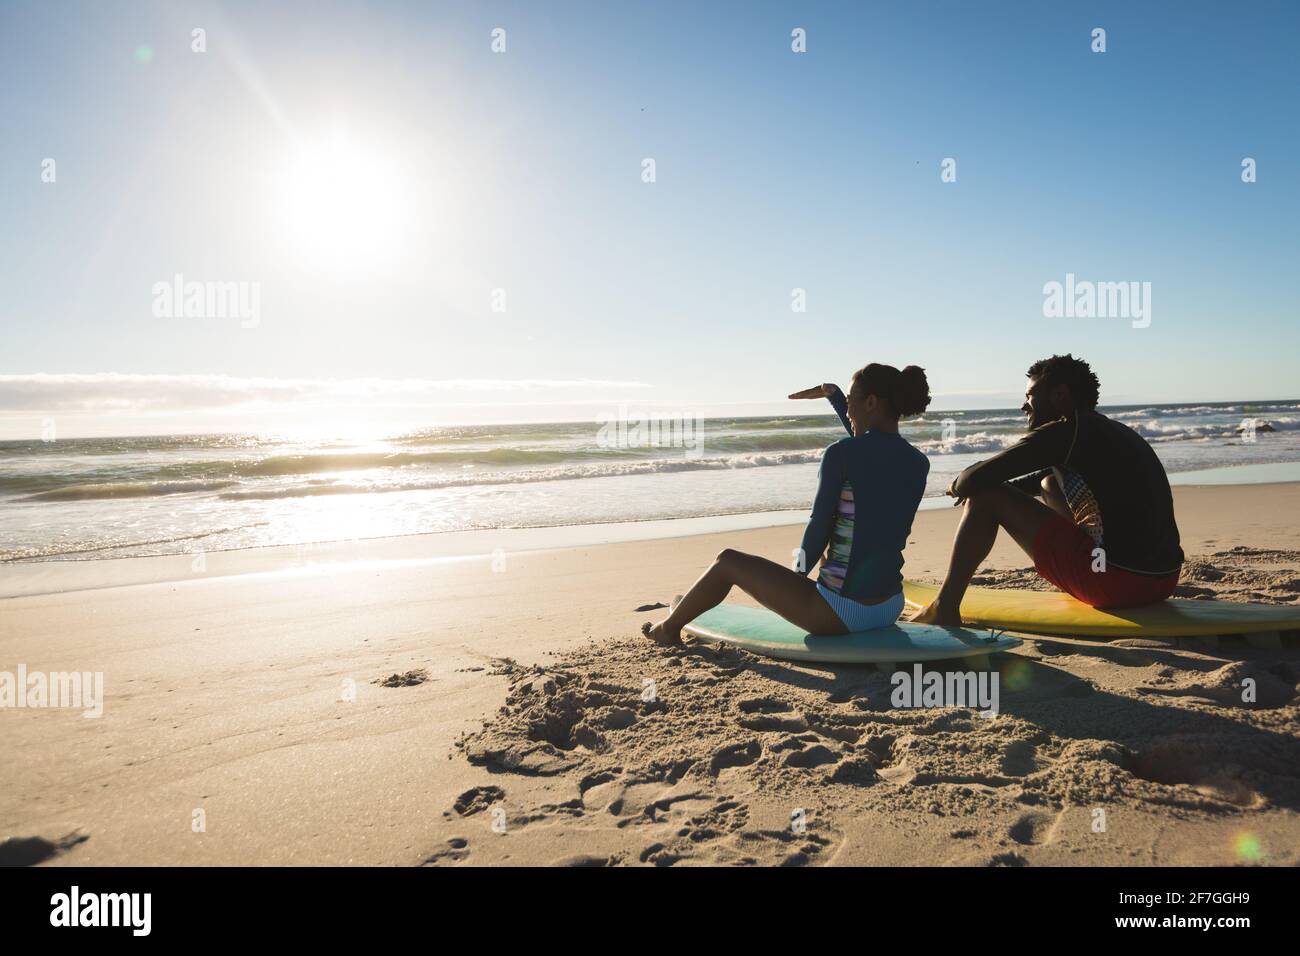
[1027,354,1100,410]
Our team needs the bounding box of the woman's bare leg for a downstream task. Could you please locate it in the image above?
[642,548,846,644]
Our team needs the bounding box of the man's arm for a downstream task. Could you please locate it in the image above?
[1008,469,1051,497]
[951,419,1073,499]
[798,442,844,575]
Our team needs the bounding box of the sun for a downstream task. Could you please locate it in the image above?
[276,133,408,277]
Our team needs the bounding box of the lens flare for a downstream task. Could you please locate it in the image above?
[1002,657,1033,691]
[1233,831,1264,863]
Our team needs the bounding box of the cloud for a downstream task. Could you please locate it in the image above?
[0,373,653,413]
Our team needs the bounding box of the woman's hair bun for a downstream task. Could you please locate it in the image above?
[896,365,931,417]
[854,362,932,419]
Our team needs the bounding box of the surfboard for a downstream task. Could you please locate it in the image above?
[682,603,1022,664]
[903,580,1300,638]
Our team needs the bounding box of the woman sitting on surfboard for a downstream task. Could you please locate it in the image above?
[641,364,932,645]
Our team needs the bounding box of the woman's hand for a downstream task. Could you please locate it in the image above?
[787,383,842,400]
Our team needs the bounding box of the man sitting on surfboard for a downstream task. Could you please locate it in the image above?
[911,354,1183,626]
[641,364,932,644]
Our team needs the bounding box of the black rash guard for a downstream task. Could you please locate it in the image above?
[951,410,1183,576]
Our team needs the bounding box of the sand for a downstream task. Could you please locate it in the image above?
[2,483,1299,866]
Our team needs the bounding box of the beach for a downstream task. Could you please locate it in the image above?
[3,481,1298,867]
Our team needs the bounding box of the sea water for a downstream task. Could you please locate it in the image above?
[2,400,1298,561]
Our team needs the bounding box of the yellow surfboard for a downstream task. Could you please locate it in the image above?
[903,580,1300,638]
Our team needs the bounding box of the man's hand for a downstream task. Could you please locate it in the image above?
[788,383,842,400]
[946,478,966,507]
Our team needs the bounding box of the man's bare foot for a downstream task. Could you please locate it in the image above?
[910,599,963,627]
[640,619,681,645]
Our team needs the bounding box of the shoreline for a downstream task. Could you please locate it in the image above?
[4,460,1300,600]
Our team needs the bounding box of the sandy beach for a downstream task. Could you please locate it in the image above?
[3,481,1298,867]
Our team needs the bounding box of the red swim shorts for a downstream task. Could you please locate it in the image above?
[1032,513,1180,609]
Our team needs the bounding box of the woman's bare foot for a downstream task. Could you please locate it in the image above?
[640,620,681,645]
[910,599,963,627]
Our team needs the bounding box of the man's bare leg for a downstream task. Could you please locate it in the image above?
[911,484,1058,626]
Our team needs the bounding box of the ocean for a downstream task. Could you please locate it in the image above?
[3,400,1298,561]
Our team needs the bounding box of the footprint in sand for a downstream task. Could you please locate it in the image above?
[453,785,506,816]
[781,744,841,769]
[859,732,898,766]
[987,851,1029,867]
[1123,739,1268,808]
[826,757,880,785]
[735,826,838,867]
[638,843,677,865]
[806,718,863,744]
[578,767,711,825]
[421,837,471,865]
[638,797,763,866]
[661,799,843,867]
[734,696,809,733]
[1138,661,1298,709]
[1008,811,1064,847]
[867,732,917,784]
[999,740,1044,777]
[553,853,621,867]
[709,739,762,775]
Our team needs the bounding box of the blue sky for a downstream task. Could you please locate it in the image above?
[1,0,1297,436]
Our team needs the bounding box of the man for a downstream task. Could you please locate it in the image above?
[912,354,1183,626]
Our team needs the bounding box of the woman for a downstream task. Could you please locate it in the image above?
[641,363,932,644]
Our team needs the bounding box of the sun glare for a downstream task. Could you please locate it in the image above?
[276,134,408,276]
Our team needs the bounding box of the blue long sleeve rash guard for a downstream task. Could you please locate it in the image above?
[797,388,929,601]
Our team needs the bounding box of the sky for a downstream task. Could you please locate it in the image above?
[1,0,1297,438]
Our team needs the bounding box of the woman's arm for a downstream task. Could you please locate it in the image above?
[797,442,844,575]
[788,383,852,436]
[825,385,852,436]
